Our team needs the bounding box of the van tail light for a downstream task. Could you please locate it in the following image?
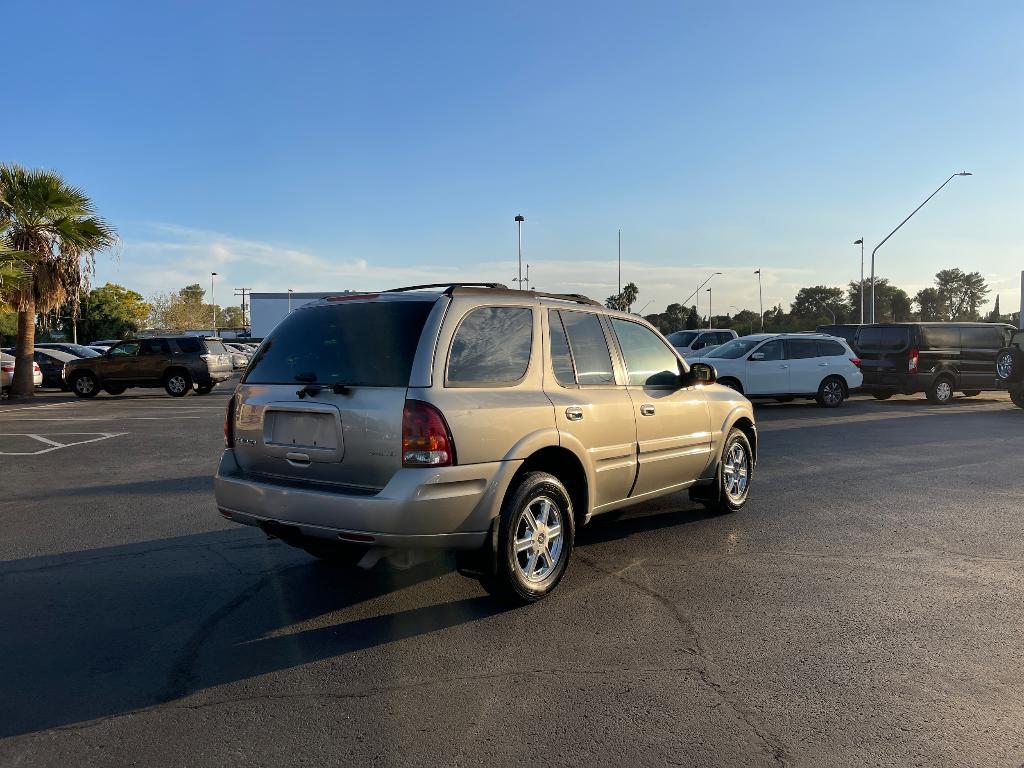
[908,347,919,375]
[849,357,861,368]
[0,364,13,374]
[402,400,455,467]
[224,394,237,447]
[33,362,41,372]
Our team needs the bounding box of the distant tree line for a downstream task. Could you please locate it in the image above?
[636,268,1017,336]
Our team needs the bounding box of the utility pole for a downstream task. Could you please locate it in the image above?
[210,272,218,336]
[234,287,252,330]
[707,287,713,329]
[854,239,864,323]
[515,215,525,290]
[618,228,622,297]
[754,269,764,331]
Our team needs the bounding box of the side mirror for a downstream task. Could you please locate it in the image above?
[749,352,765,361]
[688,362,718,385]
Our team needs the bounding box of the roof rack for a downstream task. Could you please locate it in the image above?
[382,283,602,307]
[384,282,509,293]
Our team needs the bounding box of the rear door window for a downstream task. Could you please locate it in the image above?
[447,306,533,385]
[856,327,883,349]
[611,319,680,386]
[548,311,578,387]
[559,311,615,385]
[109,341,140,356]
[754,340,786,360]
[246,299,436,386]
[817,340,847,357]
[140,339,171,355]
[787,339,819,359]
[881,327,910,351]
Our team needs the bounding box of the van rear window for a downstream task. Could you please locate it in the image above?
[244,300,435,386]
[857,327,909,351]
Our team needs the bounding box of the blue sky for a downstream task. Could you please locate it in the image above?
[4,1,1022,317]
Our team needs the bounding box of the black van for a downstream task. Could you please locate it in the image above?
[857,322,1015,404]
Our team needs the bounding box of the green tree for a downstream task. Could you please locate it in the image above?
[990,295,1001,321]
[789,286,850,327]
[0,165,116,398]
[219,305,245,328]
[685,305,699,330]
[847,278,911,323]
[914,287,946,321]
[78,283,151,341]
[932,268,989,320]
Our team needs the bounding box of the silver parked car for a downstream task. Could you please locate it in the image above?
[215,283,757,602]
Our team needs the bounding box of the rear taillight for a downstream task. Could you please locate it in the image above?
[908,347,919,375]
[402,400,454,467]
[33,363,41,372]
[849,357,861,368]
[1,365,13,374]
[224,395,237,447]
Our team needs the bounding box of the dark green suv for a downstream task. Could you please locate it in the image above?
[64,336,233,398]
[995,329,1024,409]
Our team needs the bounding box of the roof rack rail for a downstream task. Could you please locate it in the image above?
[384,282,509,294]
[521,290,602,307]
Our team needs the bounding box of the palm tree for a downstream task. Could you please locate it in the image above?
[0,165,117,398]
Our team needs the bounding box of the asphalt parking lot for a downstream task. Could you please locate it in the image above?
[1,384,1022,767]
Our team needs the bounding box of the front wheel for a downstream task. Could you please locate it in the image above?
[1010,389,1024,410]
[195,382,215,395]
[996,347,1023,383]
[104,385,127,395]
[164,371,192,397]
[962,390,980,397]
[872,392,893,401]
[71,372,99,398]
[927,376,954,405]
[816,376,846,408]
[690,427,753,514]
[489,471,574,603]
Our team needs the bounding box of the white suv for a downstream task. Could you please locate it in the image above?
[690,333,863,407]
[666,329,738,359]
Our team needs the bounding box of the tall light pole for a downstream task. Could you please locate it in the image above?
[816,300,836,325]
[210,272,218,335]
[681,272,723,308]
[706,287,713,329]
[617,228,622,297]
[288,289,294,313]
[754,269,764,331]
[853,239,864,323]
[870,171,971,323]
[515,215,525,290]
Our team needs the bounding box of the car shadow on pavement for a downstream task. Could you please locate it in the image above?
[0,528,503,738]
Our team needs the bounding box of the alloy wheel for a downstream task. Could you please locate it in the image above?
[722,441,750,501]
[167,375,187,394]
[823,379,843,406]
[513,496,564,584]
[75,376,94,394]
[935,380,952,402]
[997,353,1014,380]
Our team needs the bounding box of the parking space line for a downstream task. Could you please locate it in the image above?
[0,432,128,456]
[0,416,204,422]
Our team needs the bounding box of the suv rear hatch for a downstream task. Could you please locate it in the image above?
[857,325,913,385]
[200,338,234,375]
[231,295,438,491]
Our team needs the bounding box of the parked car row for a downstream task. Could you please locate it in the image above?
[0,351,43,394]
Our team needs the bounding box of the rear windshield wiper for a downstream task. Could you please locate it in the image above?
[296,382,351,398]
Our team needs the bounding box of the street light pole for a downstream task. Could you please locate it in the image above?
[870,172,971,323]
[853,239,864,323]
[288,289,293,313]
[617,228,622,297]
[817,300,836,325]
[210,272,218,336]
[515,215,525,290]
[706,287,713,329]
[754,269,764,331]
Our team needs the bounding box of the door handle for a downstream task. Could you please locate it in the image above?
[818,362,829,367]
[565,407,584,422]
[640,404,656,416]
[779,364,789,369]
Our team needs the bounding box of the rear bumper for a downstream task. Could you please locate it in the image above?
[214,449,520,550]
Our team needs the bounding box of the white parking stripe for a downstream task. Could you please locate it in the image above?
[0,432,128,455]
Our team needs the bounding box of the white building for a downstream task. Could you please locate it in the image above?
[250,292,343,337]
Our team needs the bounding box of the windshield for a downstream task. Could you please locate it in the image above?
[244,299,435,386]
[706,338,764,359]
[666,331,699,347]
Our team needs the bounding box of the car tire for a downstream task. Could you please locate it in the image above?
[195,382,215,395]
[719,378,743,394]
[104,385,127,395]
[488,471,574,604]
[996,347,1023,382]
[71,372,99,398]
[815,376,846,408]
[1011,389,1024,410]
[163,370,192,397]
[871,392,893,401]
[927,376,955,405]
[774,396,794,403]
[962,390,981,397]
[690,427,753,514]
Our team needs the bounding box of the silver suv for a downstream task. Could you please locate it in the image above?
[215,284,757,602]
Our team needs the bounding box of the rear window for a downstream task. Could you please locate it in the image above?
[666,331,698,348]
[203,339,229,355]
[858,326,910,351]
[245,300,435,386]
[175,337,203,353]
[447,306,533,385]
[787,339,819,359]
[817,340,847,357]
